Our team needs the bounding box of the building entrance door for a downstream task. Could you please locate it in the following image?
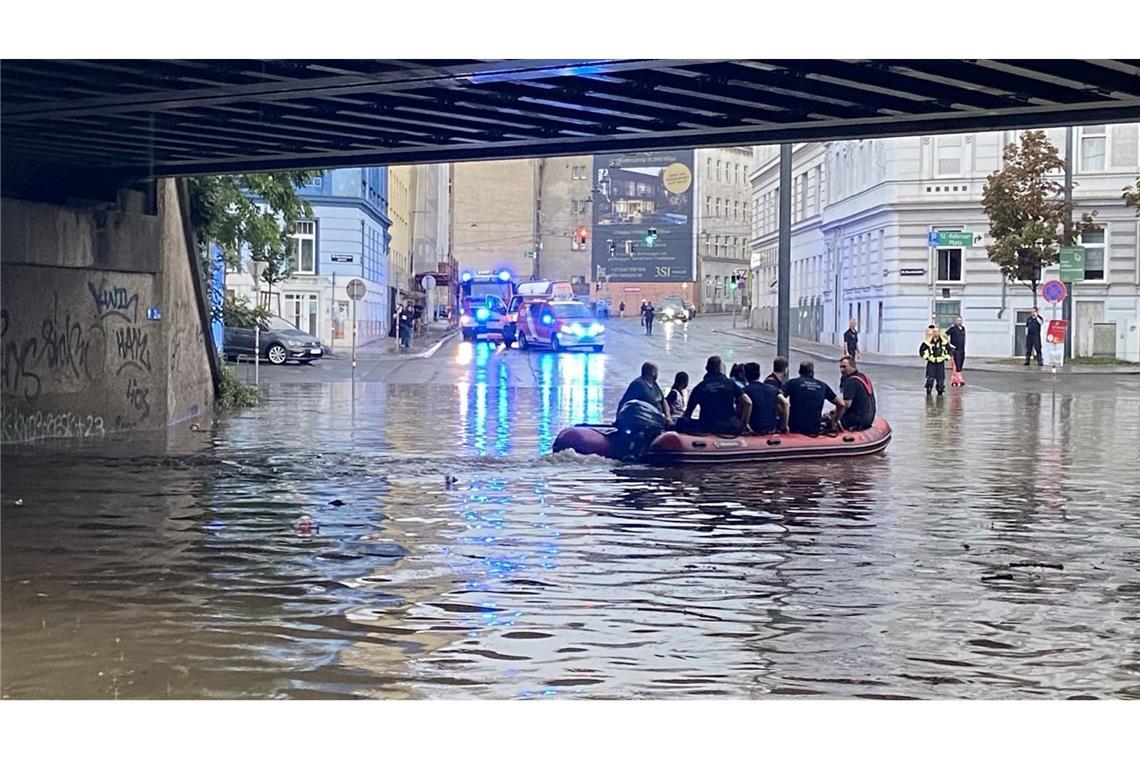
[1075,301,1105,357]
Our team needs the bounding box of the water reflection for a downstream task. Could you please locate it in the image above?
[3,369,1140,699]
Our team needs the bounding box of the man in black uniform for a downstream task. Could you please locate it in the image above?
[676,355,751,435]
[643,302,655,335]
[946,314,966,372]
[1025,307,1044,366]
[617,361,671,426]
[764,356,789,391]
[783,361,845,435]
[836,357,876,431]
[743,362,788,434]
[843,318,860,358]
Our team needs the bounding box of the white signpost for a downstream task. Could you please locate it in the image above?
[422,275,437,324]
[248,259,266,386]
[346,278,366,374]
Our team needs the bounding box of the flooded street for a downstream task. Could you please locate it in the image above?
[3,321,1140,699]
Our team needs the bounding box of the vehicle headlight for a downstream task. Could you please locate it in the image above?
[570,323,585,336]
[286,340,302,347]
[588,323,605,336]
[664,308,674,316]
[460,315,474,326]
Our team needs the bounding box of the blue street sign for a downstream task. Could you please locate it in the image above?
[147,308,163,321]
[927,231,940,246]
[1041,280,1067,304]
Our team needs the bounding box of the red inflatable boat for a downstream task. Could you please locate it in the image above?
[553,417,892,466]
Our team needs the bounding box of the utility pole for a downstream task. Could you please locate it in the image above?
[1063,126,1074,360]
[777,144,792,359]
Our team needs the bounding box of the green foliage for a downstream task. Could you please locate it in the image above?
[216,362,262,410]
[188,171,322,297]
[222,295,273,328]
[1124,178,1140,217]
[982,130,1097,304]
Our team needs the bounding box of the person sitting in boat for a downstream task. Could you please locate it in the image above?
[729,363,747,390]
[835,356,876,431]
[764,356,789,391]
[617,362,673,427]
[664,371,689,419]
[676,355,752,436]
[783,360,846,436]
[743,362,788,434]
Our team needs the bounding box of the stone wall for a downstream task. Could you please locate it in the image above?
[1,179,213,444]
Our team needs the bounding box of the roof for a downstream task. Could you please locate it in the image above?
[3,59,1140,185]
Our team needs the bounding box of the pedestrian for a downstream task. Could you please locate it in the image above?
[946,314,966,385]
[844,318,859,358]
[643,301,655,335]
[1024,307,1044,366]
[919,325,952,395]
[764,356,789,391]
[619,300,626,319]
[399,302,415,349]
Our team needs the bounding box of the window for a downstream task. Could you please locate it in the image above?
[734,164,740,184]
[733,200,739,219]
[715,198,721,217]
[799,172,808,218]
[290,220,316,274]
[706,196,711,216]
[934,300,960,332]
[937,248,962,281]
[707,157,713,178]
[1080,126,1106,172]
[936,136,963,176]
[1081,228,1105,280]
[716,160,722,181]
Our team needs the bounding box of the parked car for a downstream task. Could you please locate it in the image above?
[224,315,324,365]
[517,300,605,352]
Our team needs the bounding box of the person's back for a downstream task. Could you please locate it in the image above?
[664,371,689,418]
[684,370,741,434]
[619,376,662,413]
[838,362,876,431]
[742,362,780,434]
[784,364,837,435]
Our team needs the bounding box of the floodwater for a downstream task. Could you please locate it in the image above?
[3,350,1140,699]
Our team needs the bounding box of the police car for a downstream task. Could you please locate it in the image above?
[517,300,605,352]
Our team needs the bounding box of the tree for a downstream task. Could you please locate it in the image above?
[1124,178,1140,217]
[981,130,1096,306]
[188,171,321,315]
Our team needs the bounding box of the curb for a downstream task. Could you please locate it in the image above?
[415,330,457,359]
[713,329,1140,375]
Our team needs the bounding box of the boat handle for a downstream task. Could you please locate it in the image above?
[766,439,781,446]
[843,436,855,443]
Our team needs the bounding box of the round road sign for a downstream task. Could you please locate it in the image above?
[422,275,437,290]
[1041,279,1067,304]
[346,278,366,301]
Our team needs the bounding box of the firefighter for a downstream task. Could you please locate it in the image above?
[919,325,953,395]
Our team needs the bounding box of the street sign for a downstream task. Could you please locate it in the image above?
[1041,279,1067,304]
[928,231,982,247]
[331,254,354,263]
[346,278,366,301]
[523,250,537,259]
[1059,246,1085,282]
[422,275,437,290]
[1046,319,1069,344]
[146,308,163,321]
[900,268,926,276]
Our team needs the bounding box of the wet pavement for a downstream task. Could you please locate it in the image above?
[3,317,1140,699]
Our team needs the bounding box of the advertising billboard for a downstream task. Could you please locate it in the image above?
[591,150,694,283]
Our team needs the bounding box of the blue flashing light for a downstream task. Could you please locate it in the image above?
[541,314,554,326]
[476,307,491,321]
[461,272,474,283]
[498,270,512,282]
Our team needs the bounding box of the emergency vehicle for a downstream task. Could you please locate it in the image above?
[517,299,606,352]
[458,270,516,341]
[502,280,574,346]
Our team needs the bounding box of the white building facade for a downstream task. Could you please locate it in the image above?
[749,125,1140,360]
[696,146,753,313]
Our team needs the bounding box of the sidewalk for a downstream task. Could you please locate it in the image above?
[709,318,1140,375]
[325,323,457,360]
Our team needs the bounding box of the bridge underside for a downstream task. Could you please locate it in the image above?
[3,59,1140,197]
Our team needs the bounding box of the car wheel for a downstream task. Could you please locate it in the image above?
[519,332,530,350]
[266,343,288,365]
[552,335,563,352]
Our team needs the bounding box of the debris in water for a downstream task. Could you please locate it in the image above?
[14,498,23,506]
[297,515,318,535]
[328,499,346,506]
[1009,561,1064,570]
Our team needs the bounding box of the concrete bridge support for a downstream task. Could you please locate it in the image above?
[1,178,216,444]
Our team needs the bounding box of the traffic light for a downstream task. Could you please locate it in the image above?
[607,239,616,255]
[644,228,658,246]
[575,226,588,246]
[729,275,738,291]
[624,240,635,256]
